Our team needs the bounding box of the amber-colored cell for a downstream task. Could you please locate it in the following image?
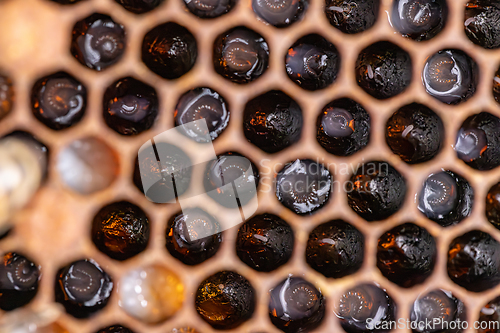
[195,271,255,329]
[57,137,119,195]
[0,74,13,121]
[119,264,184,324]
[92,201,150,261]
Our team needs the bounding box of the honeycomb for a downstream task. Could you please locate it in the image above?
[0,0,500,332]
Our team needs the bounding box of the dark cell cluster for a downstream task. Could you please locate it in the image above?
[204,152,259,208]
[175,87,229,142]
[464,1,500,49]
[55,259,113,318]
[276,159,332,215]
[236,213,294,272]
[114,0,164,13]
[166,208,222,265]
[195,271,255,329]
[71,14,126,71]
[385,103,444,164]
[133,142,192,203]
[346,160,406,221]
[410,290,466,333]
[422,49,478,104]
[243,90,303,153]
[306,220,364,278]
[269,277,325,333]
[336,283,396,333]
[213,27,269,83]
[316,98,370,156]
[285,34,340,91]
[91,201,150,261]
[31,71,86,130]
[447,230,500,292]
[391,0,448,41]
[184,0,235,18]
[0,252,40,311]
[142,23,197,79]
[325,0,380,34]
[103,77,158,135]
[377,223,436,288]
[418,170,473,227]
[455,112,500,171]
[0,73,13,121]
[355,41,412,99]
[252,0,308,27]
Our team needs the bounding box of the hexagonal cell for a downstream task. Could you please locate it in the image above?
[465,1,500,49]
[486,182,500,230]
[422,49,478,105]
[213,26,269,83]
[57,136,119,195]
[377,222,436,288]
[184,0,235,18]
[243,90,302,153]
[355,41,412,99]
[142,22,197,80]
[447,230,500,292]
[31,71,86,130]
[385,103,444,164]
[285,34,340,90]
[252,0,308,27]
[119,264,184,324]
[103,77,158,136]
[325,0,380,34]
[306,220,364,278]
[418,170,473,227]
[317,98,370,156]
[477,297,500,333]
[114,0,165,14]
[71,13,126,71]
[391,0,448,41]
[92,201,150,261]
[95,325,135,333]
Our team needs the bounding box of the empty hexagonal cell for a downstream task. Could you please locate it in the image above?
[195,271,255,329]
[285,34,340,90]
[213,26,269,83]
[455,112,500,171]
[410,289,466,333]
[114,0,165,13]
[346,160,407,221]
[306,220,364,278]
[335,283,396,333]
[0,252,40,311]
[92,201,150,261]
[317,98,370,156]
[355,41,412,99]
[377,222,436,288]
[184,0,235,18]
[31,71,86,130]
[0,73,13,121]
[276,159,332,215]
[386,103,444,164]
[236,213,294,272]
[71,13,126,71]
[269,276,325,333]
[422,49,478,104]
[57,137,119,195]
[325,0,380,34]
[418,170,473,227]
[103,77,158,136]
[447,230,500,292]
[55,259,113,318]
[119,264,184,324]
[391,0,448,41]
[174,87,229,142]
[166,208,222,265]
[252,0,308,27]
[243,90,303,153]
[142,22,197,80]
[465,1,500,49]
